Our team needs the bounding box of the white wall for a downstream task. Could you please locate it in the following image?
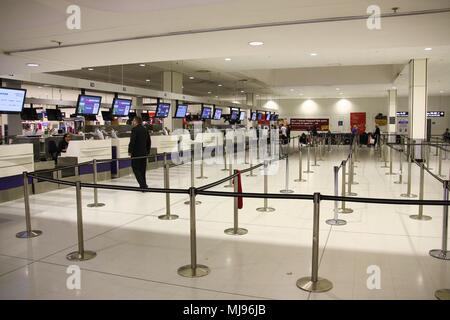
[260,95,450,135]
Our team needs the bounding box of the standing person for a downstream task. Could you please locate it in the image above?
[374,125,381,147]
[443,128,450,143]
[58,133,71,154]
[351,125,358,144]
[128,116,151,189]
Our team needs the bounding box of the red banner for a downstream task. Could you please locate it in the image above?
[290,118,329,131]
[350,112,366,134]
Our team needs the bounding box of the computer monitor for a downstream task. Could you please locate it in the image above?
[213,107,222,120]
[0,87,27,114]
[102,111,113,121]
[76,95,102,116]
[111,98,132,117]
[128,111,136,121]
[272,114,279,121]
[201,105,212,119]
[155,103,170,118]
[230,109,239,121]
[239,111,246,121]
[257,112,263,121]
[265,112,272,121]
[20,107,38,121]
[46,109,63,121]
[250,111,257,121]
[174,103,188,118]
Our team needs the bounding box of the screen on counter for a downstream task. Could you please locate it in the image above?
[76,95,102,115]
[174,104,188,118]
[239,111,246,121]
[251,112,257,121]
[265,113,272,121]
[46,109,63,121]
[201,106,212,119]
[111,98,132,117]
[257,112,263,120]
[0,87,27,114]
[230,109,239,121]
[213,108,222,120]
[155,103,170,118]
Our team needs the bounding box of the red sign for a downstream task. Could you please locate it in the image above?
[290,118,329,131]
[350,112,366,134]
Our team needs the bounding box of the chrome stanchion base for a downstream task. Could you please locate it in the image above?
[294,179,307,182]
[280,189,294,194]
[344,192,357,196]
[303,170,314,173]
[296,277,333,293]
[435,289,450,300]
[87,203,105,208]
[409,214,432,221]
[429,249,450,260]
[66,250,97,261]
[400,193,417,198]
[196,176,208,179]
[158,214,179,220]
[184,200,202,205]
[224,228,248,235]
[16,230,42,239]
[256,207,275,212]
[177,264,210,278]
[338,208,354,214]
[326,219,347,226]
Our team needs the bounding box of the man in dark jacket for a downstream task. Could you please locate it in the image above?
[128,117,151,189]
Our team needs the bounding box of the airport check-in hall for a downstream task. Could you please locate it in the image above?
[0,0,450,303]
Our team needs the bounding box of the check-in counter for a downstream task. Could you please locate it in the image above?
[0,144,34,202]
[111,137,131,177]
[59,139,112,181]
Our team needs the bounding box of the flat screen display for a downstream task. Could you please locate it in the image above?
[155,103,170,118]
[141,113,150,121]
[21,108,38,120]
[251,112,257,121]
[427,111,445,117]
[230,109,239,121]
[239,111,246,121]
[272,114,279,121]
[174,104,188,118]
[213,108,222,120]
[102,111,113,121]
[265,113,272,121]
[76,95,102,115]
[201,106,212,119]
[257,112,263,120]
[0,87,27,114]
[46,109,63,121]
[112,98,132,117]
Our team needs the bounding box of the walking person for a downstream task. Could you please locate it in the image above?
[128,116,151,189]
[374,125,381,148]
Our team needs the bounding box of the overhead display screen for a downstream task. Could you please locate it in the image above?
[174,104,188,118]
[76,95,102,115]
[112,98,132,117]
[201,106,212,119]
[230,109,239,121]
[155,103,171,118]
[0,87,27,114]
[396,111,408,117]
[265,113,272,121]
[239,111,246,121]
[213,107,222,120]
[257,112,263,120]
[427,111,445,117]
[250,112,257,121]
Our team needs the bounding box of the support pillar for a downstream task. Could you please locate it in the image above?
[388,89,397,143]
[163,71,183,132]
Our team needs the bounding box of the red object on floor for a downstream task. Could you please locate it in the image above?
[237,171,243,209]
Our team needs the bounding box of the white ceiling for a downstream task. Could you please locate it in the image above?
[1,0,449,99]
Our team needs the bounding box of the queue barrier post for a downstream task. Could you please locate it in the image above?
[178,187,210,277]
[87,159,105,208]
[280,153,294,193]
[401,144,418,198]
[196,145,208,179]
[386,146,397,176]
[429,180,450,260]
[297,192,333,293]
[438,147,445,178]
[185,145,201,205]
[394,147,404,184]
[295,146,306,182]
[159,153,179,220]
[224,154,234,188]
[16,172,43,239]
[345,153,357,196]
[312,143,320,167]
[339,161,353,214]
[410,163,432,221]
[66,181,97,261]
[326,166,347,226]
[304,145,314,173]
[225,171,248,236]
[256,161,275,212]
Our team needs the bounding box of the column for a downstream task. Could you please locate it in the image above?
[246,93,256,129]
[388,89,397,143]
[162,71,183,131]
[408,59,428,160]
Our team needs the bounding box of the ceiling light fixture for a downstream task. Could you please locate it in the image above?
[139,64,146,67]
[189,76,195,80]
[208,91,212,94]
[310,53,318,56]
[218,84,223,87]
[249,41,264,46]
[424,47,432,51]
[88,68,94,71]
[26,63,40,67]
[290,89,294,91]
[240,90,245,93]
[336,88,340,91]
[145,79,150,82]
[225,58,232,61]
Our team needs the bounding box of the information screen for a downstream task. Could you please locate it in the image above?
[265,113,272,121]
[156,103,171,118]
[201,106,212,119]
[213,108,222,120]
[272,114,279,121]
[251,112,257,121]
[112,98,132,117]
[230,109,239,121]
[76,95,102,115]
[0,87,27,113]
[239,111,246,121]
[174,104,188,118]
[257,112,263,120]
[427,111,445,117]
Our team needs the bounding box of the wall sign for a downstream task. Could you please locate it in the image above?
[351,112,366,134]
[290,118,329,131]
[427,111,445,117]
[396,111,408,117]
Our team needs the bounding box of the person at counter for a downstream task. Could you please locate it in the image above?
[58,133,71,153]
[128,116,151,189]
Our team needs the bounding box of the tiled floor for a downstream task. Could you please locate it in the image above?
[0,146,449,299]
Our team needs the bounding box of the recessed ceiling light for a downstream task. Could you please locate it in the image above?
[218,84,223,87]
[38,86,43,89]
[139,64,146,67]
[225,58,232,61]
[424,47,432,51]
[240,90,245,93]
[26,63,40,67]
[189,76,195,80]
[290,89,294,91]
[145,79,150,82]
[310,53,318,56]
[336,88,340,91]
[43,84,51,87]
[88,68,94,71]
[207,91,212,94]
[249,41,264,46]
